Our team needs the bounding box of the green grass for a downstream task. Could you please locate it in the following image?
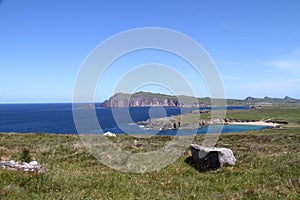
[1,129,299,199]
[175,105,300,127]
[0,106,300,199]
[225,105,300,126]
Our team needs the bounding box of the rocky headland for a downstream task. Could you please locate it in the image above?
[102,92,209,107]
[138,115,282,131]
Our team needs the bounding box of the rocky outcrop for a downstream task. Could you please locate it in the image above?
[264,119,288,125]
[138,117,181,130]
[138,116,281,131]
[138,117,227,130]
[198,118,224,126]
[189,144,236,171]
[0,160,44,173]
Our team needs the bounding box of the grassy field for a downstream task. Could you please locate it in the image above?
[225,105,300,125]
[176,105,300,127]
[0,107,300,199]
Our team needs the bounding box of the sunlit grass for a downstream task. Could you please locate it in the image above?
[0,106,299,199]
[1,127,299,199]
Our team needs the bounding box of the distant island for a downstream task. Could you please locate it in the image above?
[101,91,300,107]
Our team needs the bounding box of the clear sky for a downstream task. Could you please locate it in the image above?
[1,0,300,103]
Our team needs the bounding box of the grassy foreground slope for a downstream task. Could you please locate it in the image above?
[0,107,300,199]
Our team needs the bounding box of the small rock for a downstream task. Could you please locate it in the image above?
[104,131,117,137]
[199,119,207,126]
[29,161,38,166]
[211,118,222,124]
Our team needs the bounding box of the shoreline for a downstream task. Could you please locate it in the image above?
[228,120,280,128]
[139,114,283,131]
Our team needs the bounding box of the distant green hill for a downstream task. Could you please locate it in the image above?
[101,92,300,107]
[244,96,300,104]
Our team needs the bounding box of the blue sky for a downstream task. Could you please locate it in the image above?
[1,0,300,102]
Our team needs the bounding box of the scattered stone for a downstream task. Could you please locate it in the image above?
[210,118,223,124]
[0,160,44,174]
[224,118,233,123]
[189,144,236,171]
[104,131,117,137]
[264,119,288,124]
[250,105,262,110]
[190,110,210,114]
[199,119,208,126]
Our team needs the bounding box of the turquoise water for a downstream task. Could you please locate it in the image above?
[198,124,270,133]
[156,124,270,136]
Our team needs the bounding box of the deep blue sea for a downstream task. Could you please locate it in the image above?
[0,104,269,135]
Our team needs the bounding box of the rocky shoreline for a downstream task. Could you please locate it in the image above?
[138,116,282,131]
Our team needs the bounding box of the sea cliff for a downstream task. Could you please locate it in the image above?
[101,92,204,107]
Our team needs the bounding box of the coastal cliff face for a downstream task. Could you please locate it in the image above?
[101,92,202,107]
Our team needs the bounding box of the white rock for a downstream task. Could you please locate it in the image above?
[29,161,38,166]
[104,131,116,137]
[0,160,44,173]
[23,162,31,168]
[9,160,16,165]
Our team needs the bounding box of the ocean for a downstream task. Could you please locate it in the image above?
[0,104,269,135]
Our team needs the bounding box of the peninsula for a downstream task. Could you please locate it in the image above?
[101,91,300,107]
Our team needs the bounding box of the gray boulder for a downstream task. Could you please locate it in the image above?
[189,144,236,171]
